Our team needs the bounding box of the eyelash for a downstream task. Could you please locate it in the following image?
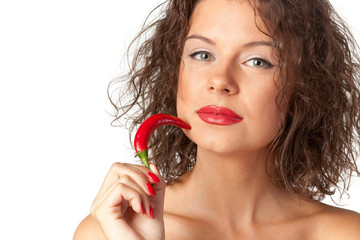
[245,57,274,69]
[189,51,215,62]
[189,51,274,69]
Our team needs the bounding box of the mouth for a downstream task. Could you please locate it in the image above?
[197,105,243,126]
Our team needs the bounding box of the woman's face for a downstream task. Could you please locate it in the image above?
[177,0,284,155]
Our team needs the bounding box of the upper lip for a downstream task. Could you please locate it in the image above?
[197,105,243,119]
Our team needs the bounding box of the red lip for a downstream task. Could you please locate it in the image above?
[197,105,243,125]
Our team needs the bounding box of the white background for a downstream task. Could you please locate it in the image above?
[0,0,359,239]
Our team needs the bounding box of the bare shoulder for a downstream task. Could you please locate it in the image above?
[73,214,106,240]
[313,204,360,240]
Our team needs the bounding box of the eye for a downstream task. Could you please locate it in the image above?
[245,58,273,69]
[189,51,215,62]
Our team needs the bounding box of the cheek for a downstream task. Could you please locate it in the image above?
[248,84,283,136]
[177,62,185,101]
[263,81,291,130]
[177,62,203,105]
[176,62,192,118]
[177,62,193,102]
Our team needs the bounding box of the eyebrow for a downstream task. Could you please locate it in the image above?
[186,34,275,48]
[243,41,275,48]
[186,34,216,45]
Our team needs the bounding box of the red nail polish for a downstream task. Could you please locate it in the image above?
[141,203,146,215]
[149,205,154,219]
[148,172,160,183]
[147,182,156,196]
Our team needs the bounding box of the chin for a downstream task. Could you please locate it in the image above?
[191,134,243,155]
[191,131,272,156]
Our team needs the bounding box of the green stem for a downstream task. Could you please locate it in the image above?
[137,149,150,169]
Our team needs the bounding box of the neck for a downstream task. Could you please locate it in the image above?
[178,146,296,226]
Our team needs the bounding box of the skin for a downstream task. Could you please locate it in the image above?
[73,0,360,239]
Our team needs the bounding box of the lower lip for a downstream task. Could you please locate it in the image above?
[197,113,243,125]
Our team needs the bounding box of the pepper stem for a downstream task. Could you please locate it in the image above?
[137,149,150,169]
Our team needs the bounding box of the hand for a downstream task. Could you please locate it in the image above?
[90,162,166,240]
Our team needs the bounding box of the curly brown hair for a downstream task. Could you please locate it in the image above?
[108,0,360,200]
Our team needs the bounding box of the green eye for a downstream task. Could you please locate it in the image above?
[245,58,273,68]
[190,51,215,62]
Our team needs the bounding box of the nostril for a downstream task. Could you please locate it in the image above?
[209,85,235,94]
[223,88,230,93]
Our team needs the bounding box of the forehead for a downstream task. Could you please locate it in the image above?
[188,0,270,41]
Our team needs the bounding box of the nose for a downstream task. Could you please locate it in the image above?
[208,62,239,95]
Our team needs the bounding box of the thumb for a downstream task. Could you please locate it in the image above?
[149,162,166,191]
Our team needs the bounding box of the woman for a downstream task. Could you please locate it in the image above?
[74,0,360,239]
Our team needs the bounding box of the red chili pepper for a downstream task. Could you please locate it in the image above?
[134,114,191,168]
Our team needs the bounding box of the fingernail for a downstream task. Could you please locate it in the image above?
[149,205,154,219]
[141,203,146,215]
[148,172,160,183]
[150,162,159,172]
[147,182,156,196]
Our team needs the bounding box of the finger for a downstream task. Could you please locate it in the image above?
[91,183,147,240]
[118,165,158,197]
[95,163,155,201]
[94,182,143,219]
[94,174,154,217]
[91,179,128,217]
[116,175,153,217]
[95,162,130,198]
[149,162,166,191]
